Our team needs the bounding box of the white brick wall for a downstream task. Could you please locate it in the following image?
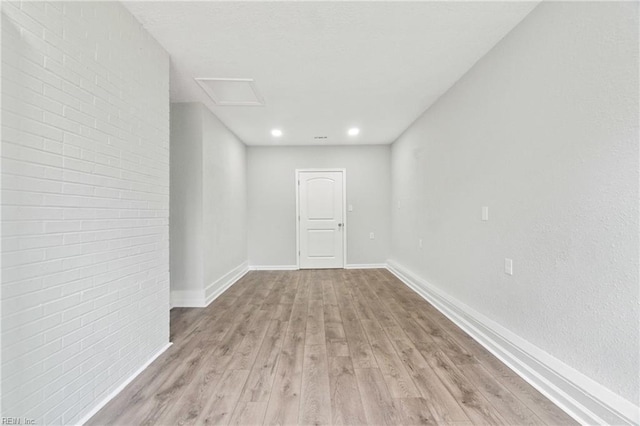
[1,1,170,424]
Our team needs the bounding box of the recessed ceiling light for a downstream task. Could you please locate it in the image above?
[271,129,282,137]
[348,127,360,136]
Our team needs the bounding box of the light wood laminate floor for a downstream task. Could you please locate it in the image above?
[88,269,576,425]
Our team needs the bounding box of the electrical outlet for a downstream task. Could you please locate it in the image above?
[482,206,489,221]
[369,232,375,240]
[419,238,423,249]
[504,258,513,275]
[348,204,353,212]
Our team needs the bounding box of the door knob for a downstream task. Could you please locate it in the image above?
[338,223,343,227]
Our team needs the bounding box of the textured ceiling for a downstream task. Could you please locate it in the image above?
[123,1,539,146]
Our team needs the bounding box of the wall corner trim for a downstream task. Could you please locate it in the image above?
[170,289,206,308]
[204,261,250,306]
[345,263,388,269]
[171,262,250,308]
[78,342,172,425]
[248,265,299,271]
[248,264,388,271]
[386,259,639,426]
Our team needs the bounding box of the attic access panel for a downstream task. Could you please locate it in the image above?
[195,78,265,106]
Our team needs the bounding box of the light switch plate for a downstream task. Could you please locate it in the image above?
[348,204,353,212]
[482,206,489,221]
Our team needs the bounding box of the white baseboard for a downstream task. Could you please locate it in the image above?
[205,261,249,306]
[171,262,249,308]
[78,342,172,425]
[248,264,388,270]
[386,259,638,426]
[249,265,298,271]
[345,263,387,269]
[170,289,206,308]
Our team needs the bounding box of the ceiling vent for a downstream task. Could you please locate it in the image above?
[195,78,265,106]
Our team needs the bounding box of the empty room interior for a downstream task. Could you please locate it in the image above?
[1,1,638,425]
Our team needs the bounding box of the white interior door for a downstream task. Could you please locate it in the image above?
[298,170,345,269]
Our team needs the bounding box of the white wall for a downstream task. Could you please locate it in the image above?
[1,2,170,424]
[201,106,247,299]
[248,145,390,268]
[390,0,638,412]
[170,103,247,306]
[170,104,203,295]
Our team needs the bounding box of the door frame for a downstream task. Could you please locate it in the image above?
[295,168,347,270]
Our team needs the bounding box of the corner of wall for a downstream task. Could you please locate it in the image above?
[204,261,250,306]
[170,290,206,308]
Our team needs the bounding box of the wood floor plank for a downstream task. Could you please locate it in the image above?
[241,319,288,402]
[411,308,476,365]
[301,279,332,425]
[321,279,339,307]
[88,269,574,426]
[354,271,397,328]
[323,304,342,325]
[347,276,377,322]
[195,369,250,425]
[271,303,294,322]
[359,319,421,398]
[306,298,326,347]
[373,269,474,366]
[327,340,350,357]
[493,370,577,425]
[324,322,346,341]
[157,354,232,425]
[279,278,299,305]
[370,274,475,364]
[411,367,472,424]
[309,274,324,301]
[328,357,367,425]
[263,338,304,426]
[354,368,403,425]
[374,269,418,307]
[261,273,286,312]
[384,325,470,423]
[169,307,200,340]
[214,277,277,357]
[177,272,261,344]
[229,401,268,426]
[456,361,544,425]
[334,274,377,369]
[263,274,308,425]
[397,397,437,425]
[123,341,213,425]
[422,350,508,425]
[226,308,272,370]
[323,280,349,359]
[299,344,331,425]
